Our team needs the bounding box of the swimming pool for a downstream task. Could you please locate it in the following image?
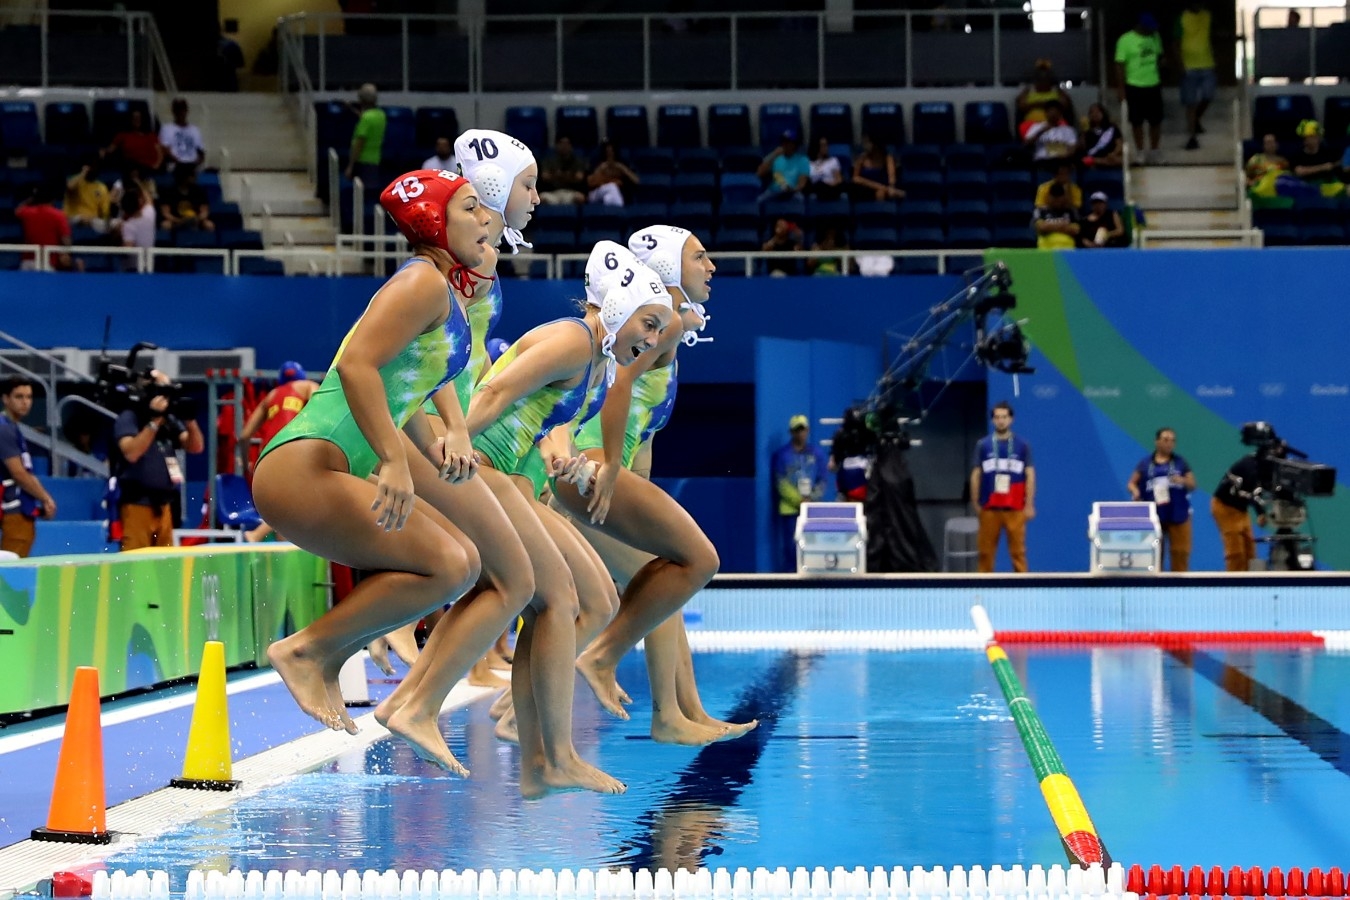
[93,642,1350,877]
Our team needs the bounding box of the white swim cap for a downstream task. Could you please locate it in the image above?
[454,129,536,253]
[628,224,710,347]
[584,242,671,386]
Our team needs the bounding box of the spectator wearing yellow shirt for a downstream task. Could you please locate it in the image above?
[1175,2,1216,151]
[1114,13,1164,161]
[1034,161,1083,210]
[64,159,112,232]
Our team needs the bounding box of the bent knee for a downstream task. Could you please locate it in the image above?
[496,568,535,614]
[430,538,479,599]
[684,538,720,586]
[533,579,581,621]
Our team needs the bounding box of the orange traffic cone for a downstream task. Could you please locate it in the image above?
[31,666,111,844]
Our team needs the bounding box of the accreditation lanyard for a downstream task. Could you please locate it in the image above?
[992,435,1014,495]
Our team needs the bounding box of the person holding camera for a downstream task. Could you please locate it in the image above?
[114,370,204,550]
[1210,453,1265,572]
[1127,427,1196,572]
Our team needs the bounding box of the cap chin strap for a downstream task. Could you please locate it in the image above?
[502,227,533,254]
[446,254,496,300]
[680,300,712,347]
[599,334,618,387]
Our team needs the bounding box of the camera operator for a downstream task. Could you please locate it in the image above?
[113,369,204,550]
[1210,452,1266,572]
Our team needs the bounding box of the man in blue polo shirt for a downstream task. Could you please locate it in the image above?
[1,377,57,557]
[757,129,811,203]
[113,370,204,551]
[1128,426,1196,571]
[968,401,1036,572]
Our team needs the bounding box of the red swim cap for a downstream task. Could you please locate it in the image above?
[379,169,491,298]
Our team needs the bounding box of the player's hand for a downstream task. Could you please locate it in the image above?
[373,457,415,532]
[587,461,619,524]
[549,452,591,485]
[437,436,477,484]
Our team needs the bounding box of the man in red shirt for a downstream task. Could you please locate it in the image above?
[15,184,82,272]
[104,109,164,173]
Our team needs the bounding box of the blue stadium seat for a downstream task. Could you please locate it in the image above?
[946,170,990,202]
[381,106,417,161]
[992,200,1032,229]
[900,170,944,202]
[631,147,676,177]
[1294,195,1342,227]
[210,202,244,232]
[1297,223,1345,245]
[707,104,752,149]
[579,225,625,247]
[758,103,804,152]
[0,102,40,158]
[555,106,599,152]
[712,227,760,251]
[675,147,720,176]
[529,228,581,254]
[220,229,264,251]
[900,200,944,231]
[415,106,459,149]
[580,203,625,233]
[91,98,151,147]
[0,251,22,271]
[805,197,851,230]
[717,201,760,232]
[720,146,763,175]
[669,201,714,234]
[758,195,806,227]
[175,229,220,250]
[1252,94,1315,142]
[238,257,285,276]
[606,105,650,149]
[1252,207,1296,245]
[809,103,853,148]
[853,200,898,229]
[946,199,992,230]
[631,173,673,206]
[947,225,994,249]
[912,102,956,146]
[70,225,103,246]
[504,106,548,156]
[622,203,670,230]
[45,102,91,147]
[992,225,1035,248]
[531,204,580,233]
[898,144,943,174]
[964,101,1012,145]
[0,222,23,243]
[216,474,263,531]
[657,105,702,150]
[1082,169,1125,203]
[719,173,763,205]
[27,145,76,182]
[944,143,987,174]
[861,103,905,149]
[828,144,853,180]
[853,226,899,250]
[990,170,1034,202]
[673,172,718,205]
[1326,97,1350,148]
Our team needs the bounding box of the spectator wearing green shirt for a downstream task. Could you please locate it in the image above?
[1175,2,1216,151]
[345,82,386,186]
[1114,13,1164,161]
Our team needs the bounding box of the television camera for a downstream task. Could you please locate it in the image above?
[93,342,196,421]
[1239,421,1336,570]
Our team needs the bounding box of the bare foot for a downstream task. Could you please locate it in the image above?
[575,652,630,720]
[325,671,360,734]
[384,623,420,668]
[488,687,513,721]
[519,754,626,800]
[468,657,511,689]
[618,683,633,706]
[651,714,732,746]
[267,637,342,730]
[367,637,395,676]
[494,707,519,744]
[385,706,469,776]
[697,715,759,740]
[373,695,399,729]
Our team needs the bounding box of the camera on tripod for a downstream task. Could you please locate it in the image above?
[1238,422,1336,570]
[93,342,195,421]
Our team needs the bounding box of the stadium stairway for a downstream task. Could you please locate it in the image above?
[184,92,337,271]
[1131,86,1247,248]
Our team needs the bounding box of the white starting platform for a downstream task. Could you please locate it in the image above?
[795,502,867,575]
[1088,501,1161,574]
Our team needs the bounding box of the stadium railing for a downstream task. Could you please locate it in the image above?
[0,8,176,93]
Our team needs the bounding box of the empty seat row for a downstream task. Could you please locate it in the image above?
[1255,197,1350,246]
[0,98,154,158]
[1253,93,1350,142]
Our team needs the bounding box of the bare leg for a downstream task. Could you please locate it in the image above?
[252,439,479,733]
[383,622,420,667]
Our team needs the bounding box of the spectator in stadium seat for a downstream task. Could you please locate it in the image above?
[1033,183,1079,250]
[587,139,639,207]
[103,109,164,173]
[1024,100,1078,163]
[344,83,385,185]
[1079,192,1126,248]
[807,226,850,276]
[15,183,82,272]
[115,186,156,258]
[422,136,456,172]
[850,134,904,202]
[0,377,58,558]
[159,98,206,172]
[1115,13,1164,161]
[761,217,804,276]
[1015,59,1075,132]
[757,129,811,203]
[806,137,845,201]
[1244,133,1289,197]
[64,157,112,232]
[1034,161,1082,210]
[159,165,214,233]
[538,135,588,205]
[1175,2,1216,151]
[1290,120,1342,189]
[1080,102,1123,169]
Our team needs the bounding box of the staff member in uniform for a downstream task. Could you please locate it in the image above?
[114,371,205,550]
[1128,427,1196,571]
[0,377,57,557]
[969,401,1035,573]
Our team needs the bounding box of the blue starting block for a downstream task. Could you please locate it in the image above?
[795,502,868,575]
[1088,501,1161,574]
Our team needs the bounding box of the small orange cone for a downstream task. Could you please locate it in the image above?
[170,641,240,791]
[31,666,111,844]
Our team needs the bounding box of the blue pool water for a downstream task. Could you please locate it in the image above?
[103,646,1350,875]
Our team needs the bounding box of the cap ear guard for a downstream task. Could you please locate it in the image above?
[589,257,671,386]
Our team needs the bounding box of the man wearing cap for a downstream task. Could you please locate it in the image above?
[771,415,830,572]
[1290,120,1341,187]
[1114,13,1164,161]
[757,130,811,203]
[239,361,320,472]
[1079,192,1126,248]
